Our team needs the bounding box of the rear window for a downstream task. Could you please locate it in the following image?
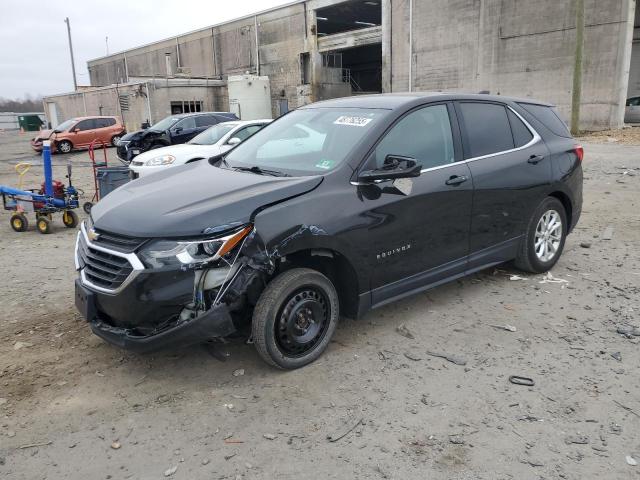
[507,109,533,147]
[459,102,514,158]
[518,103,571,138]
[95,118,116,128]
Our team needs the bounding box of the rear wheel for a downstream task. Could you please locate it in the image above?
[111,135,122,146]
[252,268,339,369]
[10,213,28,232]
[57,140,73,154]
[515,197,567,273]
[36,216,52,234]
[62,210,79,228]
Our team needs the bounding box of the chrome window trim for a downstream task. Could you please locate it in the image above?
[75,221,145,295]
[457,105,541,166]
[350,105,541,186]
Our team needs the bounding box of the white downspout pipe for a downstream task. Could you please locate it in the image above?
[254,15,260,76]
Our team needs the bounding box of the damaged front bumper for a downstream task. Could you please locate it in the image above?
[73,222,266,353]
[75,278,235,353]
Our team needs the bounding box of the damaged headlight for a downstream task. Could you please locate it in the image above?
[145,154,175,166]
[139,225,253,268]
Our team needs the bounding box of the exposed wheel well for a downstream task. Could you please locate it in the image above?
[548,191,573,230]
[276,249,360,318]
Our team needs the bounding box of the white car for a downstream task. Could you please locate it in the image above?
[129,119,272,178]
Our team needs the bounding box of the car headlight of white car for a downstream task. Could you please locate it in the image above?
[145,154,175,166]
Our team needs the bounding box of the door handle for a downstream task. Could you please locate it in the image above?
[445,175,468,186]
[527,154,545,164]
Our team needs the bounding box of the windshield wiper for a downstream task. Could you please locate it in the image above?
[233,166,290,177]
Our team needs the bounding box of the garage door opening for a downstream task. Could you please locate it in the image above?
[340,43,382,94]
[316,0,381,36]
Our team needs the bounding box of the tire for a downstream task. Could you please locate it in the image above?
[83,202,93,214]
[36,216,52,234]
[10,213,28,232]
[57,140,73,154]
[515,197,567,273]
[62,210,79,228]
[111,135,122,147]
[252,268,340,369]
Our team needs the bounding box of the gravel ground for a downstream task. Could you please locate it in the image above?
[0,130,639,479]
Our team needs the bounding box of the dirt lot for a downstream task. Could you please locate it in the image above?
[0,130,639,480]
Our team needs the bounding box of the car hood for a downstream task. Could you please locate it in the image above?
[121,129,164,143]
[133,144,221,165]
[91,161,323,238]
[35,129,54,140]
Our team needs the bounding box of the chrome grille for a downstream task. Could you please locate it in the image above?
[75,222,145,294]
[92,228,147,253]
[77,233,133,290]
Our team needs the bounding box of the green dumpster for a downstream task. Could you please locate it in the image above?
[17,114,44,132]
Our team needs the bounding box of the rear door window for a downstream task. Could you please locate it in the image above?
[507,109,533,147]
[75,119,96,131]
[518,103,571,138]
[459,102,514,158]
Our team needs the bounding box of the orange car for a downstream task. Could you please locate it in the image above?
[31,116,125,153]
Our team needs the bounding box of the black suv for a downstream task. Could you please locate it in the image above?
[117,111,238,161]
[75,93,583,369]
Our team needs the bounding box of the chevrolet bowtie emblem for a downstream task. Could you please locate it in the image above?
[88,227,100,242]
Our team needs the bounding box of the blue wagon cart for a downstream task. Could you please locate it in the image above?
[0,141,80,234]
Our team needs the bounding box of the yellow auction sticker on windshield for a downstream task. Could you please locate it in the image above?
[334,116,373,127]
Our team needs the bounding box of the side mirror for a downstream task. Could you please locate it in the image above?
[227,137,241,146]
[173,126,183,134]
[358,155,422,182]
[73,128,80,133]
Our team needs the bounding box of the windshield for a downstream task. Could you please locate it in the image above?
[150,116,180,132]
[55,119,76,132]
[224,108,388,175]
[188,123,236,145]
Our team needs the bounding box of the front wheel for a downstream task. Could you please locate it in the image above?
[515,197,567,273]
[252,268,339,369]
[57,140,73,154]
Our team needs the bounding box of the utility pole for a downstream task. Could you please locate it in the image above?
[570,0,584,135]
[106,36,109,55]
[64,17,78,91]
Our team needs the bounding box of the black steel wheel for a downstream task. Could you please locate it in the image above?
[252,268,339,369]
[62,210,79,228]
[10,213,28,232]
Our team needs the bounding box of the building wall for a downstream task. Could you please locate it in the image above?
[85,0,635,130]
[390,0,635,130]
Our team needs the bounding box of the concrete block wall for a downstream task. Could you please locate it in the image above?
[391,0,635,130]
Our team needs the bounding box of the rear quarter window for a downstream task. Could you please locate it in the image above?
[518,103,571,138]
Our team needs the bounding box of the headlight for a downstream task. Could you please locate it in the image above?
[145,154,175,166]
[139,225,253,268]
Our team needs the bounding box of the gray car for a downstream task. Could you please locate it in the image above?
[625,96,640,123]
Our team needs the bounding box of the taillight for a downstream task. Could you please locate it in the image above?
[573,145,584,162]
